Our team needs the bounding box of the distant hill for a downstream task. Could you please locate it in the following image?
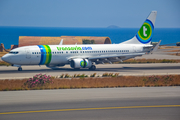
[107,25,120,28]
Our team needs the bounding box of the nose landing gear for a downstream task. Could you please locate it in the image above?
[11,64,22,71]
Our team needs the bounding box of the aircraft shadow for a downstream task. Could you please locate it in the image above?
[0,65,179,74]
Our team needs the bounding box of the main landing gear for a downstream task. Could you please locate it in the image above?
[89,65,96,70]
[18,67,22,71]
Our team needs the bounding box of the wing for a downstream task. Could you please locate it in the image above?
[67,53,145,64]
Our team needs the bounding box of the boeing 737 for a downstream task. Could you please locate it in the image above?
[2,11,158,71]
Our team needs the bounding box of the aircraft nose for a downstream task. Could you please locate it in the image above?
[1,54,10,63]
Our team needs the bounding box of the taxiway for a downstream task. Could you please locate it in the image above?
[0,87,180,120]
[0,63,180,79]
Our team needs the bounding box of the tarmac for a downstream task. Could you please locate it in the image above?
[0,63,180,79]
[0,87,180,120]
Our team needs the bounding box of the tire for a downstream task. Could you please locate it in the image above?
[18,67,22,71]
[89,65,96,70]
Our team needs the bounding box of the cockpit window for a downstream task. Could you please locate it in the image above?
[9,51,19,54]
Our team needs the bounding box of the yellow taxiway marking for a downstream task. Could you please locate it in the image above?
[0,105,180,115]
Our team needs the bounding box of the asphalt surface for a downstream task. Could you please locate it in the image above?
[0,87,180,120]
[0,63,180,79]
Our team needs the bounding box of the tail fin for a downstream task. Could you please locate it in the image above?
[122,11,157,45]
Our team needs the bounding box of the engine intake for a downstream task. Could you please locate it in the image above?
[70,58,92,68]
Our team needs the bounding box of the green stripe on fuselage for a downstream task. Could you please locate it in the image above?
[43,45,52,65]
[46,45,52,64]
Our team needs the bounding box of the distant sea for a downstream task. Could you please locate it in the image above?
[0,26,180,49]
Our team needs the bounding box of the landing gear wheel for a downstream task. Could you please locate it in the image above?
[89,65,96,70]
[18,67,22,71]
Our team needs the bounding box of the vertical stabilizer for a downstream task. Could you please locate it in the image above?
[121,11,157,45]
[59,39,63,45]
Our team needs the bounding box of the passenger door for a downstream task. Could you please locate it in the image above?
[25,48,31,59]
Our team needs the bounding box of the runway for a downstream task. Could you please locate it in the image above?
[0,87,180,120]
[0,63,180,79]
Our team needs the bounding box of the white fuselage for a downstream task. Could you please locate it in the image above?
[2,44,150,66]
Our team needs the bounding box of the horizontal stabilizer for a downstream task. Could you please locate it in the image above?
[150,40,161,54]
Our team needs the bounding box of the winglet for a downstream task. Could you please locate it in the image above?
[59,39,63,45]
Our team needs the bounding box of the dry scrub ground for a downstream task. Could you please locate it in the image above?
[0,51,8,57]
[0,75,180,91]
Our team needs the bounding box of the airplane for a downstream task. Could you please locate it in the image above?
[2,11,159,71]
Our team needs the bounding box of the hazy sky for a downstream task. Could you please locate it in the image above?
[0,0,179,28]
